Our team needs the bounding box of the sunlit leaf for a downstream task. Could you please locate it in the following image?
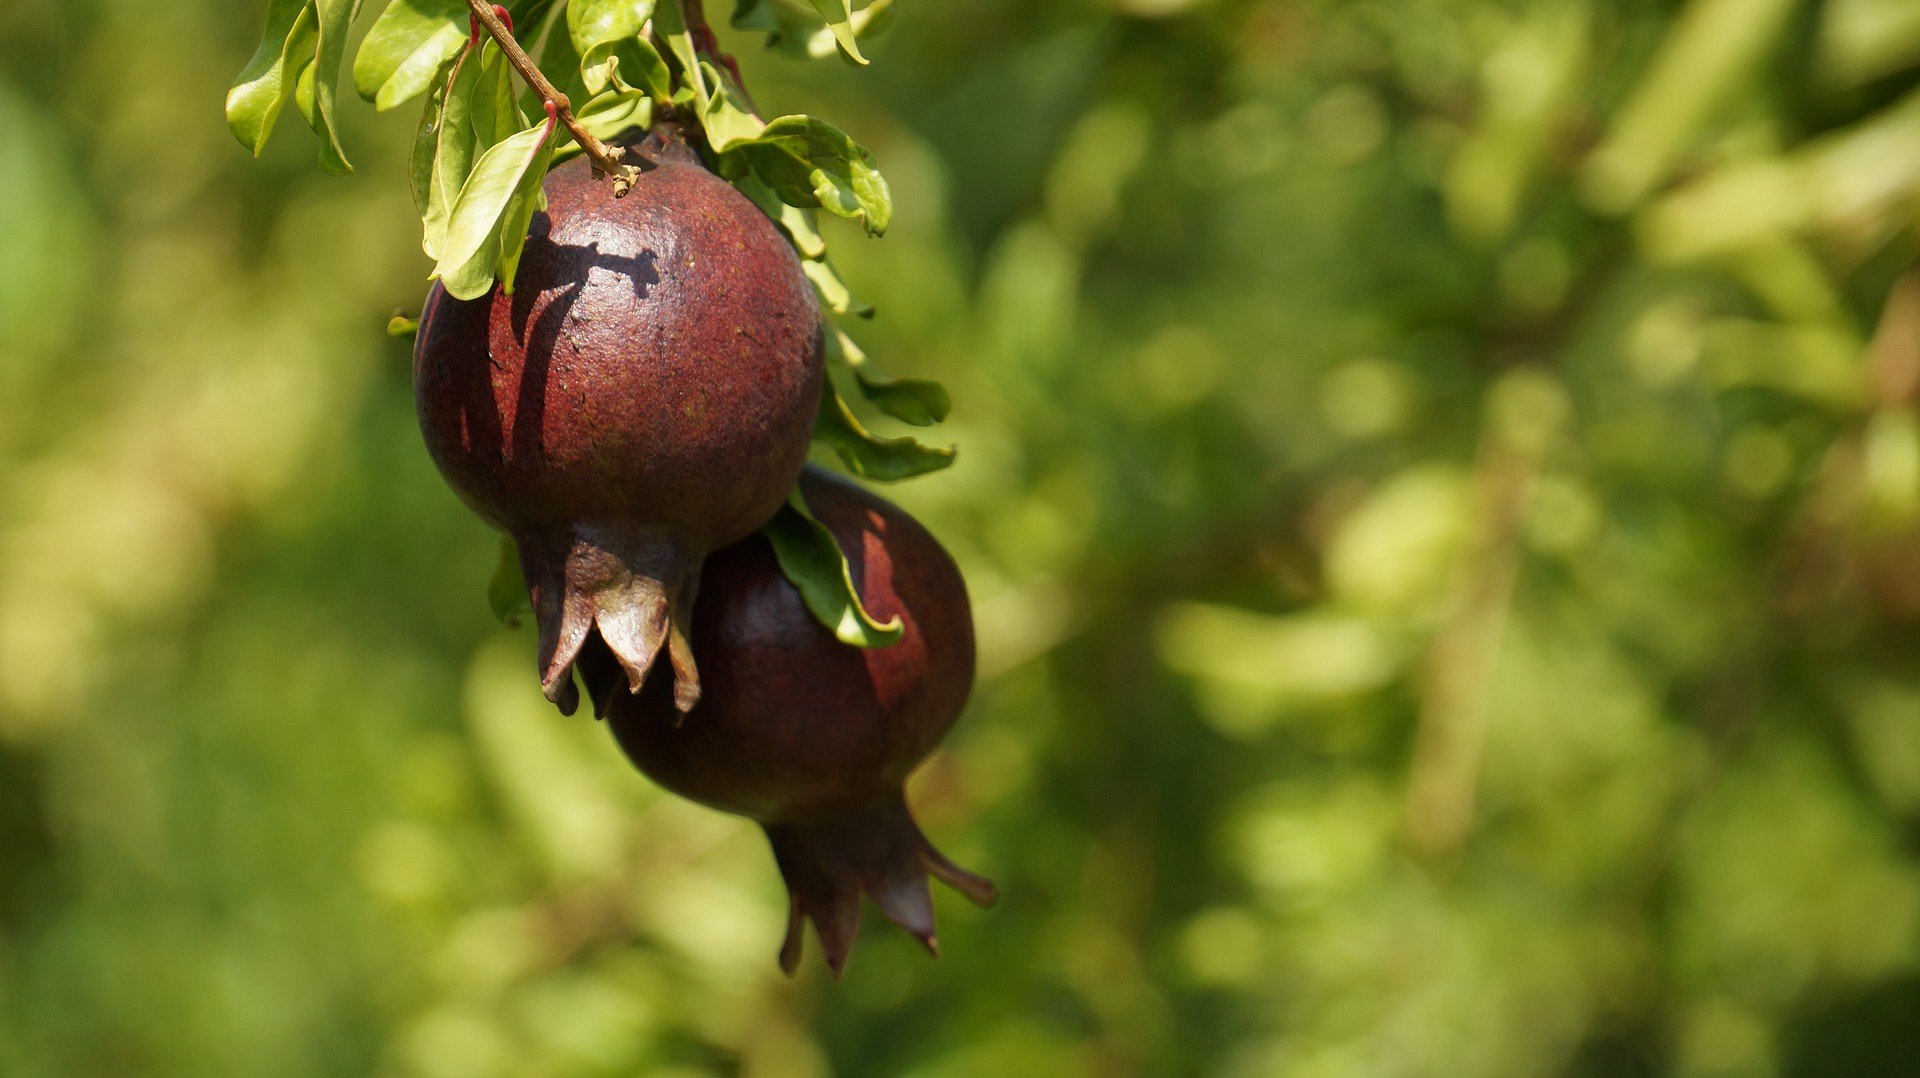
[226,0,313,154]
[651,0,706,100]
[802,0,868,64]
[802,257,873,318]
[731,0,894,61]
[467,40,526,149]
[735,115,892,236]
[551,89,653,163]
[301,0,362,175]
[424,43,483,258]
[433,118,559,299]
[386,312,420,338]
[353,0,466,111]
[760,490,903,647]
[700,62,767,152]
[814,381,954,480]
[569,0,657,93]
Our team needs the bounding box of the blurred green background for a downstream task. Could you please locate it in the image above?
[6,0,1920,1074]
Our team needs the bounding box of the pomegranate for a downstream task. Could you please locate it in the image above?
[415,127,824,715]
[589,466,997,976]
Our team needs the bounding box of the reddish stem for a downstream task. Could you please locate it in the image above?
[463,0,639,194]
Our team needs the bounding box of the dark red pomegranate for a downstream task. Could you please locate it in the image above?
[415,127,824,715]
[588,465,996,976]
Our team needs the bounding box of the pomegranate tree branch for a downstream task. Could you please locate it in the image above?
[464,0,639,193]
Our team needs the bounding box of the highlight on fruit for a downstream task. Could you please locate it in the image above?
[226,0,989,975]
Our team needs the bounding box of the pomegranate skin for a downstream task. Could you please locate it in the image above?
[415,128,824,714]
[596,466,996,976]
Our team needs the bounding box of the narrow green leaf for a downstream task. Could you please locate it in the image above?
[814,381,955,480]
[735,115,892,236]
[802,0,867,64]
[433,119,558,300]
[488,534,531,626]
[827,325,950,427]
[387,312,421,337]
[409,67,449,216]
[353,0,466,110]
[226,0,313,154]
[761,492,903,647]
[303,0,363,175]
[467,40,526,148]
[424,43,483,259]
[651,0,706,100]
[802,257,873,318]
[495,128,557,294]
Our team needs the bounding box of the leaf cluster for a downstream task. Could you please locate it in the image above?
[228,0,944,644]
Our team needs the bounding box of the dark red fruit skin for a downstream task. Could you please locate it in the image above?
[414,128,823,713]
[595,466,996,976]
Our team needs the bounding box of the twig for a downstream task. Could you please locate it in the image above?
[464,0,640,195]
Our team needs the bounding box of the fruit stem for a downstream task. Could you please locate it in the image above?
[463,0,642,196]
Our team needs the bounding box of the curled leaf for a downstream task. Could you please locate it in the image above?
[226,0,312,154]
[827,325,950,427]
[735,115,892,236]
[761,490,903,648]
[802,0,868,64]
[814,381,955,481]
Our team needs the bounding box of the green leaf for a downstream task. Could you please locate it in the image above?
[827,325,950,426]
[802,0,868,64]
[735,115,892,236]
[226,0,313,154]
[353,0,466,111]
[553,88,653,163]
[569,0,657,93]
[802,257,873,318]
[423,44,483,259]
[488,535,531,626]
[732,0,893,61]
[699,61,766,152]
[761,491,903,647]
[651,0,706,100]
[467,40,526,148]
[814,381,955,480]
[387,312,421,338]
[408,66,448,216]
[730,169,827,258]
[432,118,559,300]
[608,37,675,101]
[303,0,363,175]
